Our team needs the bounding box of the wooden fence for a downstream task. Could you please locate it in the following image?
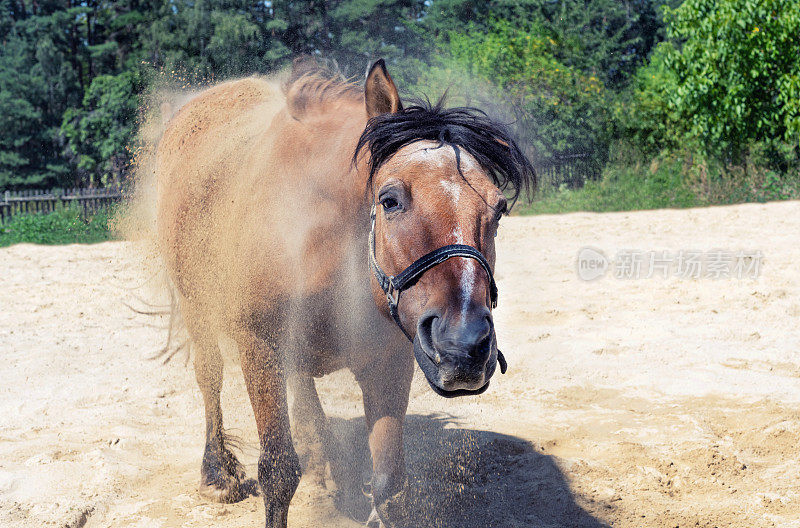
[0,187,123,225]
[535,155,604,190]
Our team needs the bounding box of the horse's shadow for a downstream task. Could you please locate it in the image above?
[329,413,609,528]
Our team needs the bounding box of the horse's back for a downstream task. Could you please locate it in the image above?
[157,77,280,180]
[156,77,287,324]
[155,75,367,334]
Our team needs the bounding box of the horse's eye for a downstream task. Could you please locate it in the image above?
[381,196,401,212]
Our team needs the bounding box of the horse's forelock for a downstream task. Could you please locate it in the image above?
[354,98,536,209]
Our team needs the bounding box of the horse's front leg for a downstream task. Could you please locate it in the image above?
[357,350,414,528]
[237,331,301,528]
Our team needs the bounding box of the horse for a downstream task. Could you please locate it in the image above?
[154,57,535,528]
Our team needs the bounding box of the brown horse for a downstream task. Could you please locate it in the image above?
[155,58,534,527]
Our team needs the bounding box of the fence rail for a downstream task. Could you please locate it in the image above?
[0,187,123,225]
[535,156,604,190]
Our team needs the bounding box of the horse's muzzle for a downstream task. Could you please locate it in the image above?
[413,310,498,398]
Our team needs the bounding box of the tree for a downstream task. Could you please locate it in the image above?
[0,1,83,189]
[613,42,681,158]
[665,0,800,164]
[429,18,611,166]
[422,0,667,88]
[61,71,141,186]
[324,0,427,73]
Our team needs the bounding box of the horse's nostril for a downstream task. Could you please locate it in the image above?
[416,312,441,363]
[430,312,493,361]
[466,317,493,358]
[468,334,492,359]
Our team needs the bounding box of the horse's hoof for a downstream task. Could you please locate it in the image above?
[365,507,382,528]
[200,461,260,504]
[371,488,408,528]
[199,442,259,503]
[200,473,260,503]
[337,486,372,525]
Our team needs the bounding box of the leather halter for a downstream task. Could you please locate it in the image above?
[368,205,507,374]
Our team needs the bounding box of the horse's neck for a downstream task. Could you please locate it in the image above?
[302,100,373,218]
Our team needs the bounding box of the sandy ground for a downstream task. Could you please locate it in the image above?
[2,200,800,528]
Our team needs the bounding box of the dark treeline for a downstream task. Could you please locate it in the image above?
[1,0,798,204]
[0,0,426,189]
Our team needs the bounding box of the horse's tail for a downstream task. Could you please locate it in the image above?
[123,272,190,366]
[150,281,190,365]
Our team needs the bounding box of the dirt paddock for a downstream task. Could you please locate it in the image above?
[2,201,800,528]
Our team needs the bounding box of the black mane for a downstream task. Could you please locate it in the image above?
[354,98,536,208]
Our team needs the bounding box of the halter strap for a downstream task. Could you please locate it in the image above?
[368,206,507,374]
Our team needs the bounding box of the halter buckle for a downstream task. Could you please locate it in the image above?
[386,277,400,308]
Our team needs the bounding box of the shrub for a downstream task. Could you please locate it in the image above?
[665,0,800,165]
[0,208,113,247]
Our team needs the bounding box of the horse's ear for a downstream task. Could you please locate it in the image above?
[365,59,402,118]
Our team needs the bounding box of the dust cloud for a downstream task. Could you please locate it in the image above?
[114,59,538,524]
[116,63,387,521]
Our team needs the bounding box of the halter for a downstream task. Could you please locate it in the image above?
[368,206,507,374]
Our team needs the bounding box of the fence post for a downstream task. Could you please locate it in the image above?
[0,185,123,223]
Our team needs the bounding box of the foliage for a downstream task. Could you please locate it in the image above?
[613,42,682,158]
[61,71,141,186]
[0,207,113,246]
[324,0,428,73]
[521,149,800,215]
[441,18,611,166]
[664,0,800,165]
[538,0,800,218]
[0,3,81,189]
[421,0,666,88]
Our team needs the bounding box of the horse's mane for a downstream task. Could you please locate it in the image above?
[283,57,535,206]
[283,57,362,119]
[354,97,536,208]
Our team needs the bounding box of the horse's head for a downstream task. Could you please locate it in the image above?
[356,60,536,397]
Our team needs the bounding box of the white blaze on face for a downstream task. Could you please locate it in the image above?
[440,179,462,205]
[447,197,477,319]
[405,141,482,318]
[459,251,478,317]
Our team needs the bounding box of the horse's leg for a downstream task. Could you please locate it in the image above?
[288,372,333,487]
[186,314,254,503]
[289,371,367,512]
[238,331,301,528]
[358,352,415,528]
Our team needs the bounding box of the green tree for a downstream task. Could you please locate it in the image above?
[665,0,800,165]
[324,0,427,72]
[61,71,141,186]
[0,2,83,188]
[613,42,681,158]
[435,18,611,166]
[422,0,666,88]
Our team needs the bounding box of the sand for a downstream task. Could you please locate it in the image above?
[1,200,800,528]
